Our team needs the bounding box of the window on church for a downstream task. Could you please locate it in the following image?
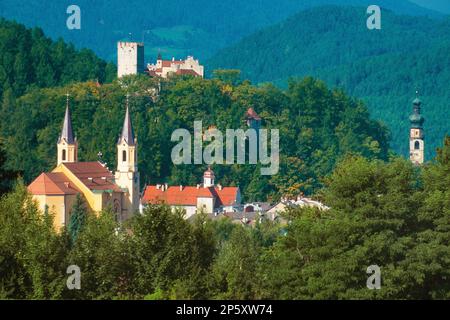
[415,141,420,150]
[62,149,66,161]
[122,150,127,162]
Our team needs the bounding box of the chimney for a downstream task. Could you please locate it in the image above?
[218,184,223,191]
[164,183,168,190]
[196,184,200,189]
[180,185,183,191]
[156,184,161,190]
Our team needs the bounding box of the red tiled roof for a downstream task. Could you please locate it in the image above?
[62,162,122,192]
[176,69,199,76]
[212,187,239,206]
[246,108,261,121]
[28,172,81,195]
[142,185,239,207]
[162,60,172,68]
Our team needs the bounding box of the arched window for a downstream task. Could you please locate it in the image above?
[62,149,66,161]
[122,150,127,162]
[414,141,420,150]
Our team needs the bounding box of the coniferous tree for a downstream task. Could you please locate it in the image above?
[68,194,88,243]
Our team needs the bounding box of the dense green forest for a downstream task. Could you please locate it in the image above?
[207,6,450,160]
[1,137,448,299]
[0,19,116,102]
[0,19,391,203]
[0,0,440,62]
[0,74,390,202]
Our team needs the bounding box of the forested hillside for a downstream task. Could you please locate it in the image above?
[207,6,450,159]
[0,0,440,62]
[0,75,390,202]
[0,19,115,102]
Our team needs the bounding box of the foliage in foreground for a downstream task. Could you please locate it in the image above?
[0,137,448,299]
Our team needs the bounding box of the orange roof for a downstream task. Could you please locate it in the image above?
[213,187,240,206]
[28,172,80,195]
[62,162,122,192]
[142,185,239,207]
[162,60,173,68]
[246,108,261,121]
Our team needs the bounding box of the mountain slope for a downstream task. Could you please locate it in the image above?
[410,0,450,14]
[0,19,115,101]
[0,0,441,62]
[206,6,450,159]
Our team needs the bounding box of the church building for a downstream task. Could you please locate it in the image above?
[28,95,140,230]
[409,93,425,165]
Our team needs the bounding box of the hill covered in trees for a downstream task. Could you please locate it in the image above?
[0,75,390,202]
[0,0,441,62]
[207,6,450,160]
[0,19,115,102]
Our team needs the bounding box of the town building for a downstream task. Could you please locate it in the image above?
[28,95,140,230]
[409,93,425,165]
[141,167,240,218]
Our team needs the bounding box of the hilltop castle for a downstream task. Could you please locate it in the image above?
[117,41,204,79]
[28,95,140,229]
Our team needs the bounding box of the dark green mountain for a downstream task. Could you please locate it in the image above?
[0,0,441,62]
[0,19,115,101]
[207,6,450,159]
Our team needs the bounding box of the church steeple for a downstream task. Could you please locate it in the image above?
[118,94,136,146]
[115,94,140,218]
[57,93,78,165]
[60,98,75,144]
[409,91,425,165]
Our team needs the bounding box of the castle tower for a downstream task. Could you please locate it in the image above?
[57,94,78,165]
[203,167,215,188]
[115,95,140,218]
[117,41,145,78]
[409,92,425,165]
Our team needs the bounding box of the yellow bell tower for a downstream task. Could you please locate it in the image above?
[115,95,140,219]
[57,94,78,166]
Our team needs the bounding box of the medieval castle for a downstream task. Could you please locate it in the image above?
[117,41,204,79]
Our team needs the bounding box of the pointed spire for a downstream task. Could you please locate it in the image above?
[410,90,424,129]
[59,93,75,144]
[118,94,136,145]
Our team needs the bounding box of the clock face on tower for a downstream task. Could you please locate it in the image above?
[411,129,421,138]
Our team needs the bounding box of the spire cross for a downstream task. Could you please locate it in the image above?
[66,92,70,108]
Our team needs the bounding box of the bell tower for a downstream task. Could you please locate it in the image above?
[115,95,140,219]
[57,93,78,166]
[409,92,425,165]
[203,167,215,187]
